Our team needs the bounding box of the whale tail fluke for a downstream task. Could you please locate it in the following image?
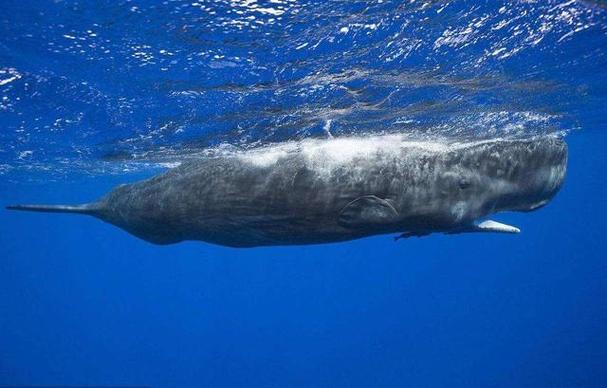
[6,203,98,215]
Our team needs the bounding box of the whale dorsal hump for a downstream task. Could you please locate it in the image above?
[339,195,399,228]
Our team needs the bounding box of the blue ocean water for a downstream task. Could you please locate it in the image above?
[1,1,606,387]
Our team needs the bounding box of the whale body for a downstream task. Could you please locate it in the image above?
[7,135,567,247]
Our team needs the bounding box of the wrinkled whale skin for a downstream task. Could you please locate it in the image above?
[7,135,567,247]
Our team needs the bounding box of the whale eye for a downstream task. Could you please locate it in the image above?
[459,178,471,190]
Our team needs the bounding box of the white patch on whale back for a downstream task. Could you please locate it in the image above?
[301,136,400,164]
[238,134,452,168]
[234,134,520,171]
[239,142,298,167]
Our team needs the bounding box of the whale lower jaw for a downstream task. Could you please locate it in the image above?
[458,220,520,234]
[394,219,520,241]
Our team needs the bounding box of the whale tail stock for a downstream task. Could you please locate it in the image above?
[6,203,98,215]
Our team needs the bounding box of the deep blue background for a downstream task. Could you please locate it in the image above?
[2,1,607,387]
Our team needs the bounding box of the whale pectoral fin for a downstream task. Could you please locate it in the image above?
[455,220,521,234]
[339,195,399,228]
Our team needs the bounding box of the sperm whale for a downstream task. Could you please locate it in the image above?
[7,135,567,247]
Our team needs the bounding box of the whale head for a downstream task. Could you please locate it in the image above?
[484,137,567,212]
[438,137,567,224]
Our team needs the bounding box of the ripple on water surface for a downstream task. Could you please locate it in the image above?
[0,0,605,181]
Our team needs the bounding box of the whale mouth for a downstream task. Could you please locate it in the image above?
[526,199,550,211]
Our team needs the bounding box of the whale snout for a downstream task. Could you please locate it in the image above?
[493,137,568,212]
